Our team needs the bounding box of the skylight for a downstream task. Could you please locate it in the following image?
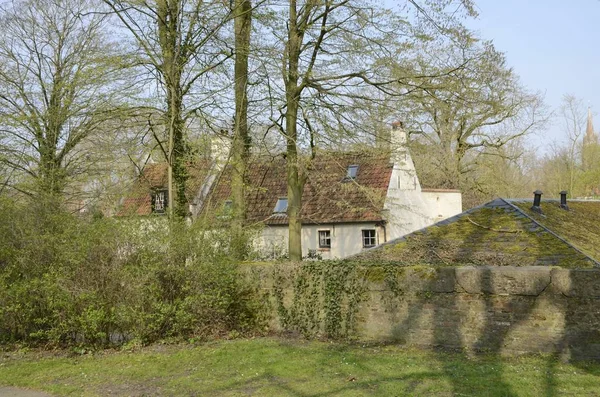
[273,197,288,214]
[346,165,359,179]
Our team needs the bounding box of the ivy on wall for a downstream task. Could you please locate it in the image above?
[258,261,404,339]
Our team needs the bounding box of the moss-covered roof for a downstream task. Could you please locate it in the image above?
[354,198,600,268]
[512,200,600,264]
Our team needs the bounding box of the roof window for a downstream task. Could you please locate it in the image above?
[273,197,288,214]
[346,165,359,180]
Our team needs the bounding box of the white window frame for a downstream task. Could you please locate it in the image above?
[152,189,168,214]
[346,164,359,180]
[362,229,376,248]
[318,230,331,249]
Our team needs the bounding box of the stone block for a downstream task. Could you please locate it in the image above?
[551,268,600,297]
[456,266,551,296]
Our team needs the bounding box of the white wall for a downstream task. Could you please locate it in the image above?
[255,223,385,260]
[382,125,431,241]
[421,190,462,223]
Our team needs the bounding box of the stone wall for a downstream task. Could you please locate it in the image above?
[247,264,600,360]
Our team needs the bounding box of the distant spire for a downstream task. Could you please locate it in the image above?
[585,107,596,145]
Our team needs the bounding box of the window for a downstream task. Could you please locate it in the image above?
[273,197,288,214]
[346,165,359,180]
[318,230,331,248]
[151,189,168,214]
[362,229,376,248]
[219,200,233,218]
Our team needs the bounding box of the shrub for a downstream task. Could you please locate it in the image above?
[0,197,266,348]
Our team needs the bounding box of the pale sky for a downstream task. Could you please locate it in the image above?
[466,0,600,151]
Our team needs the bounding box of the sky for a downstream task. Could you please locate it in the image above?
[466,0,600,151]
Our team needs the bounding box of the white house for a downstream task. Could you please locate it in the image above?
[119,123,462,259]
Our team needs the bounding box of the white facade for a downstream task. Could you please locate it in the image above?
[255,222,387,260]
[421,189,463,222]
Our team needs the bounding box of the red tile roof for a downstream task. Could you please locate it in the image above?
[118,160,211,216]
[202,151,393,225]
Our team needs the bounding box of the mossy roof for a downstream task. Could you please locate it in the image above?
[354,198,600,268]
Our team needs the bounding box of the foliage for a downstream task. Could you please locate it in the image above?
[0,197,266,348]
[270,261,379,339]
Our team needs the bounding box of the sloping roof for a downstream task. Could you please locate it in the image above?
[354,198,600,268]
[511,199,600,263]
[118,160,211,216]
[202,151,393,225]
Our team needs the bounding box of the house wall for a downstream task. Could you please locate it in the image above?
[421,190,463,222]
[247,264,600,360]
[255,223,385,260]
[383,126,463,241]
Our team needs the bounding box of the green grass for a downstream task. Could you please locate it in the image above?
[1,338,600,396]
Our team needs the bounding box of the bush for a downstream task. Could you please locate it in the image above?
[0,197,266,348]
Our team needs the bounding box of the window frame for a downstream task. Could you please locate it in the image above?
[362,229,377,248]
[345,164,359,180]
[273,197,288,214]
[318,230,331,249]
[218,200,233,219]
[151,189,168,214]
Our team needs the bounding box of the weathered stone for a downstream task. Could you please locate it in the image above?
[455,266,551,296]
[397,267,456,293]
[255,264,600,360]
[552,268,600,297]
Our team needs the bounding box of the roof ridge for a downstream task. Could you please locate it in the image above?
[501,198,600,267]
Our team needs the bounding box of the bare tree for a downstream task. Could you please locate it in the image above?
[102,0,233,217]
[0,0,128,199]
[559,94,586,195]
[257,0,476,260]
[399,38,547,192]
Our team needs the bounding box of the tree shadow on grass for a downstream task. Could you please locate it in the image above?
[199,369,446,396]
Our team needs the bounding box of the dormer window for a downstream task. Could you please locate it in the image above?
[273,197,288,214]
[346,165,359,180]
[151,189,168,214]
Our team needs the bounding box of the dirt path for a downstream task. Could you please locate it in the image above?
[0,387,52,396]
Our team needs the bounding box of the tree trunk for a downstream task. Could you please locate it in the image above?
[231,0,252,260]
[286,0,303,261]
[158,0,188,218]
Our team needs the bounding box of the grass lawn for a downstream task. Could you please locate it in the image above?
[1,337,600,396]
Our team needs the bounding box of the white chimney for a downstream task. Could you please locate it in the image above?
[390,121,409,165]
[210,134,232,165]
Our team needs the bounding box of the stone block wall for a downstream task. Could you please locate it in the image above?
[247,265,600,360]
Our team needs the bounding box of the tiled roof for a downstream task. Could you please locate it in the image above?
[118,160,211,216]
[354,198,600,268]
[202,151,393,225]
